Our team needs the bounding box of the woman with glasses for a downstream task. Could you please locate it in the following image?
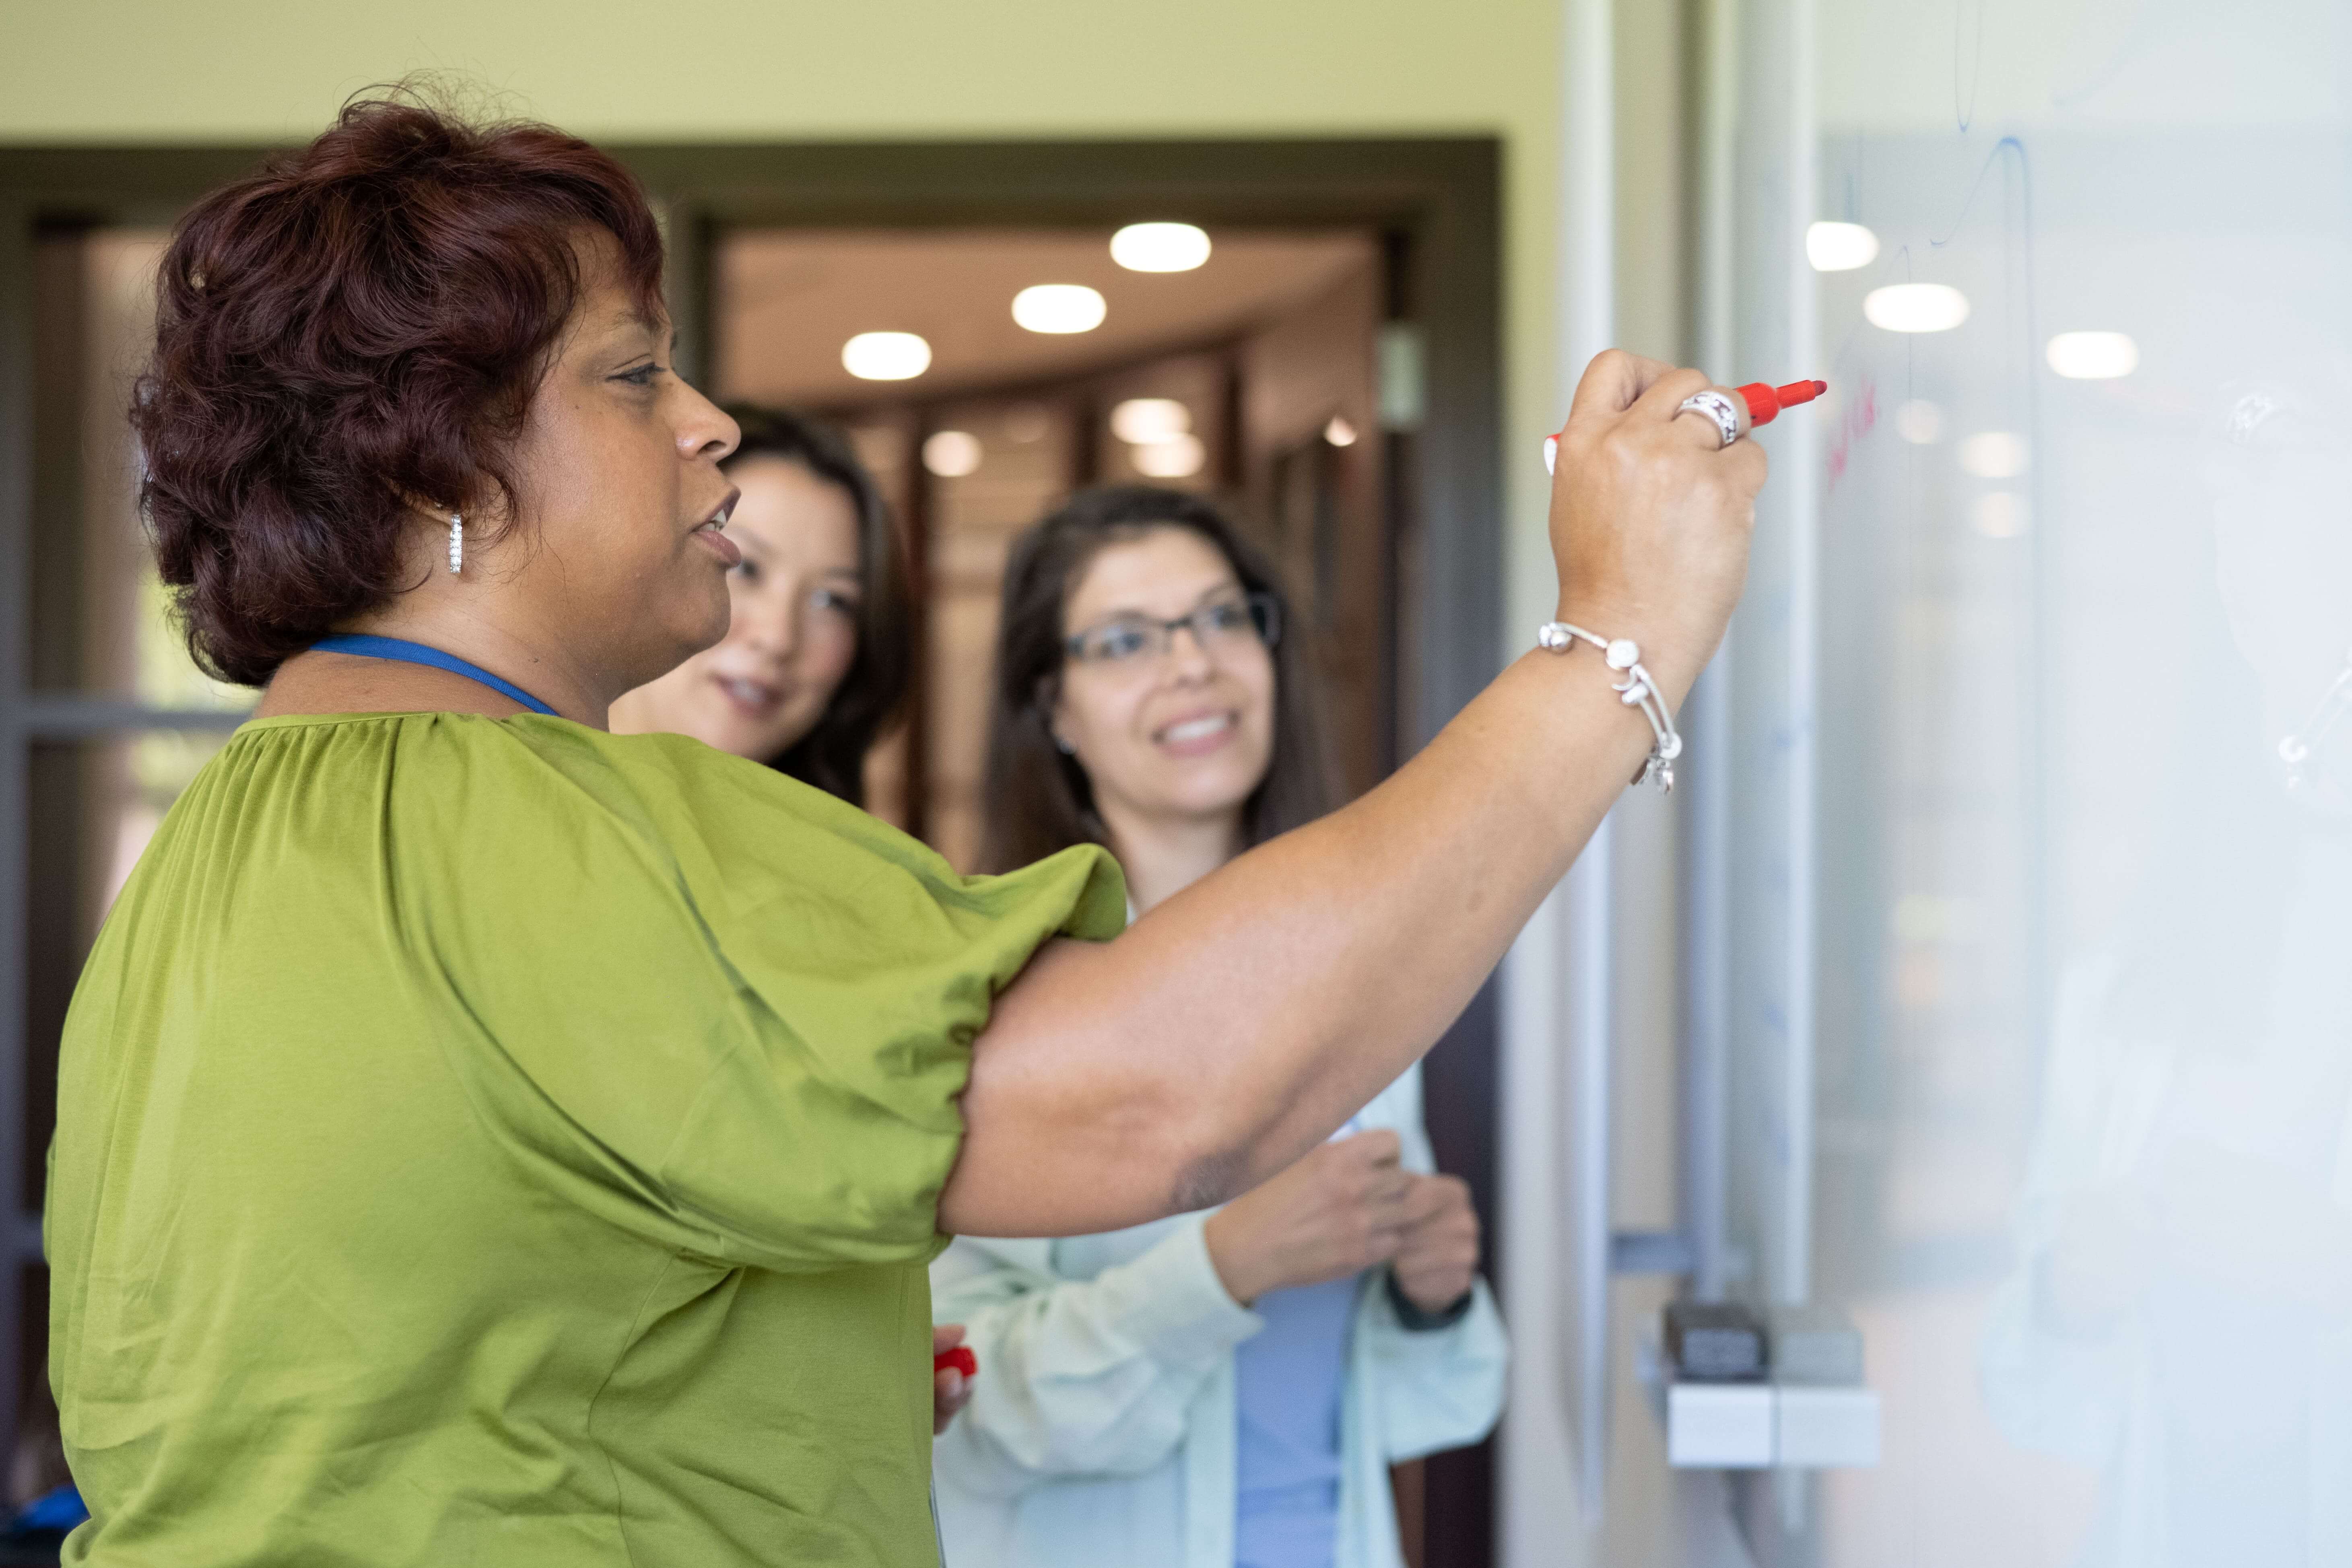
[932,488,1505,1568]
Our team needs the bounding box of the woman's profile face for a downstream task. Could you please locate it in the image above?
[610,455,864,760]
[1051,527,1277,834]
[496,244,743,698]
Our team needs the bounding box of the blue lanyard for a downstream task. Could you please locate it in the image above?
[309,635,560,716]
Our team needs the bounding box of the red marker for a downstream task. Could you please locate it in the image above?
[1736,377,1829,426]
[934,1345,977,1379]
[1545,377,1827,473]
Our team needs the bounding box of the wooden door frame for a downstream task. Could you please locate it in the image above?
[0,136,1503,1564]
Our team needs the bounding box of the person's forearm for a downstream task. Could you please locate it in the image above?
[946,639,1684,1238]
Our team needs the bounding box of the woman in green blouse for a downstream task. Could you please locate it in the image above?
[45,98,1765,1568]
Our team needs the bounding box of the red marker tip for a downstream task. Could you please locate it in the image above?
[1738,378,1828,427]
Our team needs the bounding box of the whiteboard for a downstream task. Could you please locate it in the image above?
[1719,2,2352,1563]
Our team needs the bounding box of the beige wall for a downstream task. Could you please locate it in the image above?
[2,0,1597,643]
[4,0,1705,703]
[4,1,1554,144]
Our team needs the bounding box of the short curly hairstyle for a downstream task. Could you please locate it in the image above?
[132,92,666,685]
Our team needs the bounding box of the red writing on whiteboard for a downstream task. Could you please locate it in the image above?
[1825,375,1878,492]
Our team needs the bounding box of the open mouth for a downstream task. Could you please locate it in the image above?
[690,489,744,566]
[713,673,783,717]
[1154,711,1237,750]
[698,490,741,532]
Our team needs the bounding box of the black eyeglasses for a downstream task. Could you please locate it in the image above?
[1064,591,1282,667]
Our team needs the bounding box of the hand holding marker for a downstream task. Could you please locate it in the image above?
[1530,371,1824,794]
[1544,377,1828,474]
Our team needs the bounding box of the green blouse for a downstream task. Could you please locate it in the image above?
[45,712,1123,1567]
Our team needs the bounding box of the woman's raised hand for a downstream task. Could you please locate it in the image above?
[1547,351,1769,696]
[1202,1131,1413,1306]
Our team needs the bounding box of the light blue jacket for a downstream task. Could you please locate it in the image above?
[930,1066,1507,1568]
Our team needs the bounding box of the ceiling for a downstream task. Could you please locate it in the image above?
[713,227,1377,409]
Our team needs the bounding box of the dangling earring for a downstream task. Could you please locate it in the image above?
[1053,732,1076,755]
[447,513,464,575]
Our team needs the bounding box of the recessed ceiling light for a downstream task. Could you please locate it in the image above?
[2046,330,2138,379]
[1323,415,1358,448]
[1111,398,1191,445]
[1957,431,2028,478]
[1111,222,1212,273]
[1013,284,1106,334]
[1806,221,1880,272]
[1132,433,1205,479]
[841,331,931,381]
[922,430,983,478]
[1863,283,1970,333]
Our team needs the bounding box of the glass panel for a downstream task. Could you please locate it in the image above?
[1094,352,1228,491]
[922,398,1082,872]
[1725,1,2352,1561]
[26,225,250,711]
[1232,259,1387,797]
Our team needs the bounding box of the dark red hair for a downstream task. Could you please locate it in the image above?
[133,91,666,685]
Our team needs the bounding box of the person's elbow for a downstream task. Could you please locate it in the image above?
[938,1054,1246,1236]
[939,944,1260,1235]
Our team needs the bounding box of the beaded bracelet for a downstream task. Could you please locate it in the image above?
[1537,620,1682,793]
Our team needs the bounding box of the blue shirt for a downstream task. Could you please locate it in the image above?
[1232,1273,1358,1568]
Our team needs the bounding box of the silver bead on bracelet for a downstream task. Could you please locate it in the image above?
[1537,621,1683,792]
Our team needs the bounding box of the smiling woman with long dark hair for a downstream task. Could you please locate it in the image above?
[45,91,1767,1568]
[609,406,910,804]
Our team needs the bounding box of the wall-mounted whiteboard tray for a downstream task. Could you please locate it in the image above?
[1641,1336,1882,1470]
[1665,1383,1880,1470]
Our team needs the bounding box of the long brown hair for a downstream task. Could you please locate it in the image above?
[979,486,1333,872]
[720,405,911,806]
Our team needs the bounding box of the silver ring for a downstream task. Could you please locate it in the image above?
[1676,389,1742,449]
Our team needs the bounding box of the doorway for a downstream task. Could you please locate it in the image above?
[0,137,1503,1565]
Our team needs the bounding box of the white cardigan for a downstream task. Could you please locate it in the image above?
[930,1065,1507,1568]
